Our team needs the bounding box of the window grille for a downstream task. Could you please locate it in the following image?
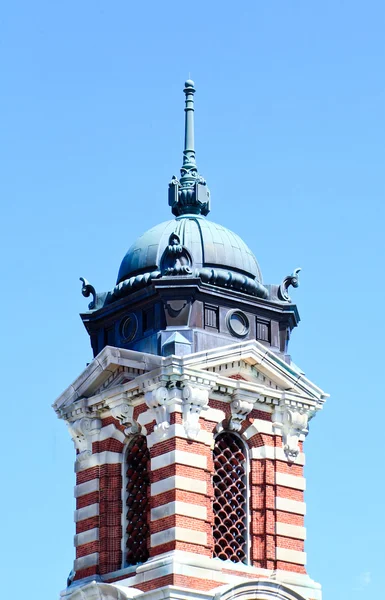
[213,432,248,563]
[125,435,150,566]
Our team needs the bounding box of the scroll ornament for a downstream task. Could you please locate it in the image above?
[68,417,102,462]
[228,395,255,432]
[182,384,210,439]
[278,268,301,302]
[145,386,171,439]
[111,402,141,436]
[274,405,308,462]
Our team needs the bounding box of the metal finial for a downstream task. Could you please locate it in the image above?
[182,79,196,176]
[168,80,211,217]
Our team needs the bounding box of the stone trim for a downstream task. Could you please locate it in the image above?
[75,451,123,472]
[275,498,306,515]
[250,446,305,465]
[73,552,99,571]
[151,475,207,497]
[74,503,99,521]
[151,501,207,522]
[276,547,307,565]
[275,472,306,491]
[244,419,273,437]
[275,523,306,540]
[74,527,99,546]
[151,527,207,547]
[146,424,214,449]
[151,450,207,471]
[74,479,99,498]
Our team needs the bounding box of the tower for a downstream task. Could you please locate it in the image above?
[54,81,327,600]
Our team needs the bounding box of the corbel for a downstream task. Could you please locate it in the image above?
[273,403,308,462]
[111,401,141,436]
[181,383,210,439]
[145,386,172,439]
[228,391,257,432]
[68,416,102,463]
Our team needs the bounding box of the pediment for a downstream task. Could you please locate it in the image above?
[183,340,327,402]
[53,346,162,413]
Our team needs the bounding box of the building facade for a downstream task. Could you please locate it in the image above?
[54,81,327,600]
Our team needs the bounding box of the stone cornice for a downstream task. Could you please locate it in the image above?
[54,341,327,425]
[57,363,322,426]
[53,346,162,414]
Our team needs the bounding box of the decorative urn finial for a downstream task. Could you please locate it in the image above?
[168,79,211,217]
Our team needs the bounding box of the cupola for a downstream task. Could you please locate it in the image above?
[79,81,301,361]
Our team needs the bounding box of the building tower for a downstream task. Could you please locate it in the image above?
[54,81,327,600]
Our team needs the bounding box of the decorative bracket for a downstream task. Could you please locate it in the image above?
[111,402,141,437]
[68,416,102,463]
[182,384,210,439]
[145,386,171,439]
[273,404,308,462]
[228,393,256,432]
[278,268,301,302]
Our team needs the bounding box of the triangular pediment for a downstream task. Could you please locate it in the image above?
[182,340,327,402]
[53,346,162,413]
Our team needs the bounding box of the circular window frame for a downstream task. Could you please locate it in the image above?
[226,310,250,338]
[119,313,138,343]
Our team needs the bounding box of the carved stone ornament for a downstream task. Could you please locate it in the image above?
[273,405,308,463]
[68,417,102,462]
[228,394,255,432]
[111,402,141,436]
[182,384,210,439]
[145,386,171,439]
[64,581,132,600]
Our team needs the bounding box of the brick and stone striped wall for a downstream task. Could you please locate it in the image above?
[71,394,307,588]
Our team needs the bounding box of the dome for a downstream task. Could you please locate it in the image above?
[117,214,263,286]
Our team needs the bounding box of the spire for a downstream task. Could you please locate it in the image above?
[168,79,210,217]
[181,79,197,181]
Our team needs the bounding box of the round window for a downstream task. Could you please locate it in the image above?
[120,313,138,343]
[227,310,250,338]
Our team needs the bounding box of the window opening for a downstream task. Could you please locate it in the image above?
[124,435,150,566]
[213,432,248,563]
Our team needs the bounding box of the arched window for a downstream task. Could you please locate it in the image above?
[124,435,150,566]
[213,432,248,563]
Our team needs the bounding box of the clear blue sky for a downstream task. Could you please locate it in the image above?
[1,2,384,599]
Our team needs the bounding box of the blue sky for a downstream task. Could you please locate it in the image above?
[1,2,384,598]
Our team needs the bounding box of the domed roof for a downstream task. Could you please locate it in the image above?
[117,214,263,285]
[109,81,268,302]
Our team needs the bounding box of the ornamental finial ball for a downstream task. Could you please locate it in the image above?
[184,79,195,89]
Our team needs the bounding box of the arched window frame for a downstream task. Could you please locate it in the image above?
[121,434,150,569]
[212,430,251,565]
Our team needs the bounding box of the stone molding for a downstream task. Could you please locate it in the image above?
[144,379,213,440]
[145,386,172,439]
[273,404,309,463]
[111,401,141,437]
[61,581,138,600]
[68,416,102,463]
[181,383,210,439]
[216,579,311,600]
[228,391,257,432]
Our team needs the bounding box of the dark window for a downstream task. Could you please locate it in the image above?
[205,304,219,330]
[213,432,248,563]
[104,326,115,346]
[143,307,154,332]
[125,436,150,566]
[256,319,270,342]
